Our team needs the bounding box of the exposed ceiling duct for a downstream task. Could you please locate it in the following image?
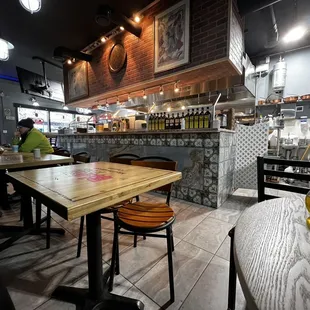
[264,5,279,48]
[95,5,142,37]
[237,0,282,16]
[53,46,93,62]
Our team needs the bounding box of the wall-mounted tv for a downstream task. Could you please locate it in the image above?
[16,66,64,103]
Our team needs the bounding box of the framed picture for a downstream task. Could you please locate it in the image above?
[154,0,190,73]
[67,61,88,102]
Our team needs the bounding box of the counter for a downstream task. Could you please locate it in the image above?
[49,129,236,208]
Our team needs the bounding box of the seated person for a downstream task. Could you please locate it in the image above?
[17,118,53,154]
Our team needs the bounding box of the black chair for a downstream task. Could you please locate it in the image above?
[53,148,71,157]
[0,282,15,310]
[109,157,177,302]
[76,153,140,258]
[227,156,310,310]
[73,152,91,164]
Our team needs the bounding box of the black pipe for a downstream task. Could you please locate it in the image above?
[53,47,92,62]
[237,0,282,16]
[32,56,62,69]
[96,5,142,38]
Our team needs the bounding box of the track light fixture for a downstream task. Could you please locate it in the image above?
[143,90,147,100]
[159,86,164,95]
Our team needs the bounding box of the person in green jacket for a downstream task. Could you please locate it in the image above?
[17,118,54,154]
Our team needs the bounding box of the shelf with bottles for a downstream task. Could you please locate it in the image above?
[148,107,212,131]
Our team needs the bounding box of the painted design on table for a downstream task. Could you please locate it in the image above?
[65,169,113,183]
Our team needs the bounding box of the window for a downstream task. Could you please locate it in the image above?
[50,111,74,133]
[17,107,49,132]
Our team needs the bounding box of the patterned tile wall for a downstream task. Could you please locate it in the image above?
[57,131,235,208]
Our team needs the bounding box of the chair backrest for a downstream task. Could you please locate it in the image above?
[110,153,140,165]
[73,152,91,164]
[49,137,57,147]
[53,148,71,157]
[257,156,310,202]
[132,156,177,204]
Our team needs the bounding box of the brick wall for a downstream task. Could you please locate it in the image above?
[82,0,231,99]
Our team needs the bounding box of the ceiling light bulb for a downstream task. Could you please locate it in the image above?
[167,107,171,112]
[174,82,180,93]
[101,36,106,43]
[143,90,147,99]
[120,26,125,31]
[283,26,307,43]
[19,0,41,13]
[134,16,141,23]
[181,106,186,110]
[63,105,69,110]
[0,38,14,61]
[32,99,39,107]
[67,59,72,65]
[159,86,164,95]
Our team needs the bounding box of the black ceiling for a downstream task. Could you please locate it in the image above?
[0,0,152,64]
[1,0,310,74]
[244,0,310,60]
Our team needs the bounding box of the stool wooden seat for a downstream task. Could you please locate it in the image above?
[118,203,175,229]
[109,157,177,303]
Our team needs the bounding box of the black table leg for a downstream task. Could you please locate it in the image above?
[0,194,65,252]
[52,211,144,310]
[227,227,236,310]
[0,170,10,210]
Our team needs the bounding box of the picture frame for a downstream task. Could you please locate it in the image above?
[154,0,190,73]
[67,61,89,102]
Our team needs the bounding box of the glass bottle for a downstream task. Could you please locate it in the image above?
[194,108,200,129]
[155,113,159,130]
[149,114,153,131]
[161,112,166,130]
[189,109,195,129]
[185,109,190,129]
[199,107,205,129]
[165,113,170,130]
[175,113,181,130]
[170,113,175,130]
[205,108,211,129]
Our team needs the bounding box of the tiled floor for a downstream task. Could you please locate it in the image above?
[0,189,258,310]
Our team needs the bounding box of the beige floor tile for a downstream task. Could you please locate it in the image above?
[117,235,181,284]
[180,255,246,310]
[233,188,257,197]
[136,240,213,310]
[173,205,213,240]
[209,208,242,225]
[35,299,75,310]
[216,236,230,261]
[184,217,233,254]
[124,286,161,310]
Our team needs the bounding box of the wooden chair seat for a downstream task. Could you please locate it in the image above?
[118,203,175,230]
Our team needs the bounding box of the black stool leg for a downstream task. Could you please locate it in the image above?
[166,226,175,302]
[171,228,175,252]
[46,208,51,249]
[77,216,84,258]
[227,227,236,310]
[35,200,41,230]
[113,212,120,275]
[133,233,137,247]
[109,221,119,292]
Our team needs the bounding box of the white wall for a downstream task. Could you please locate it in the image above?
[256,47,310,102]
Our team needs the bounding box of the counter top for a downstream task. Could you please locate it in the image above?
[45,129,235,136]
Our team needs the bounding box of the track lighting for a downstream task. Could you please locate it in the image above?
[143,90,147,100]
[167,107,171,112]
[174,82,180,93]
[134,15,141,23]
[31,97,39,106]
[19,0,41,14]
[159,86,164,95]
[67,59,72,65]
[120,26,125,31]
[63,105,69,110]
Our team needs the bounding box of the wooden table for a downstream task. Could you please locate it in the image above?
[0,152,73,209]
[229,197,310,310]
[7,162,182,310]
[0,152,73,252]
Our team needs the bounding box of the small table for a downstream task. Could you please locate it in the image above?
[230,197,310,310]
[7,162,182,309]
[0,152,73,251]
[0,152,73,209]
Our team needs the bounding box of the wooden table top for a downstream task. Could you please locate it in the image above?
[0,152,73,170]
[234,197,310,310]
[7,162,182,221]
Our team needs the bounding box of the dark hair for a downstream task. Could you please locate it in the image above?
[18,118,34,129]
